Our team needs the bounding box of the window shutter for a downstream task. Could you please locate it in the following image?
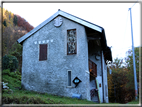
[89,59,97,77]
[39,44,47,61]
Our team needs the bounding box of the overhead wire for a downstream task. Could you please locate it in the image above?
[111,1,139,60]
[112,1,138,54]
[122,10,129,45]
[130,0,138,9]
[111,46,132,51]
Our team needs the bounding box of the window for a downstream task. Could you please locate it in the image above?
[67,29,77,55]
[89,59,97,77]
[39,44,47,61]
[67,71,71,86]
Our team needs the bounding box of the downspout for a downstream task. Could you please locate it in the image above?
[101,50,104,103]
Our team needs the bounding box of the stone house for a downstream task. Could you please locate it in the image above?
[17,10,112,103]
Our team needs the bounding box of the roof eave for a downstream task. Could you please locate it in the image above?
[17,11,60,44]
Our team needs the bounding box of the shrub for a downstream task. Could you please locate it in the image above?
[15,70,21,81]
[3,89,13,94]
[2,54,18,72]
[2,69,21,81]
[2,69,11,75]
[9,72,18,78]
[2,96,46,104]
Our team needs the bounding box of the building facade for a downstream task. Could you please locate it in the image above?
[18,10,112,103]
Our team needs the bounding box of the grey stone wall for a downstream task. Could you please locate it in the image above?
[21,16,90,100]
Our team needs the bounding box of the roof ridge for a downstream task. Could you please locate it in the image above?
[59,10,104,30]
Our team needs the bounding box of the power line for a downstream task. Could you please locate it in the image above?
[111,46,132,51]
[130,0,138,9]
[122,11,129,44]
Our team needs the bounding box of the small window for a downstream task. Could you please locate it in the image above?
[39,44,47,61]
[67,29,77,55]
[67,71,71,86]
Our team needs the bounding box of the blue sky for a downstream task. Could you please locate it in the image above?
[3,2,141,61]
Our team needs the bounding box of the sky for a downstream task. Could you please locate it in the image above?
[2,2,141,61]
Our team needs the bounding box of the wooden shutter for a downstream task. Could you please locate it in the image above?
[39,44,47,61]
[92,63,97,77]
[89,59,97,77]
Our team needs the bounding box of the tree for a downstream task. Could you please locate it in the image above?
[10,42,23,73]
[108,47,140,103]
[108,58,129,103]
[2,54,18,72]
[2,26,27,56]
[13,15,18,26]
[2,8,34,73]
[125,47,140,97]
[3,20,7,27]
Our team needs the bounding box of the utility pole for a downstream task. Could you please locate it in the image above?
[128,7,138,100]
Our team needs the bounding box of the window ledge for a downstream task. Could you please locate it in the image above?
[66,86,74,88]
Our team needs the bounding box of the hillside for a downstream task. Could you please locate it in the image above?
[1,8,34,73]
[2,8,34,57]
[2,69,97,104]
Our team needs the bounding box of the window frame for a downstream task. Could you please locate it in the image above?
[39,44,48,61]
[67,29,77,55]
[67,70,72,87]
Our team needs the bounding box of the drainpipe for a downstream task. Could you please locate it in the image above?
[101,50,104,103]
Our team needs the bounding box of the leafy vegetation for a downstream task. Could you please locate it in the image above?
[107,47,141,103]
[2,55,18,72]
[1,7,34,73]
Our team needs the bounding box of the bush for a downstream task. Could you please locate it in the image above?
[2,54,18,72]
[3,89,13,94]
[2,96,46,104]
[2,69,11,76]
[2,69,21,81]
[9,72,18,78]
[14,70,21,81]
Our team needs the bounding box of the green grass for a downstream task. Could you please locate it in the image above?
[127,99,139,104]
[2,69,97,104]
[3,91,97,104]
[2,69,140,105]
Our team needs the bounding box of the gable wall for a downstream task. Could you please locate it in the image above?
[21,16,90,100]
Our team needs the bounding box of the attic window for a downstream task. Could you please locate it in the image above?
[67,29,77,55]
[39,44,47,61]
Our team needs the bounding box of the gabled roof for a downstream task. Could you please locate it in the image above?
[17,9,103,44]
[17,10,112,62]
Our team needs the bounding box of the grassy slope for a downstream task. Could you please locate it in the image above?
[2,69,140,105]
[2,69,97,104]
